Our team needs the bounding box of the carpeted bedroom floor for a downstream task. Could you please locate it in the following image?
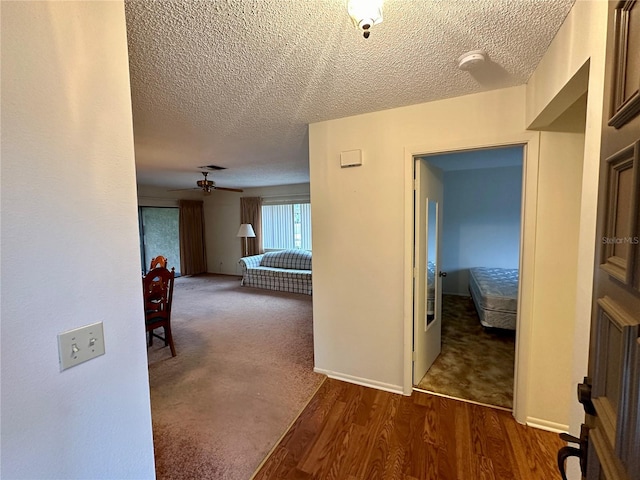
[146,274,324,480]
[417,294,516,409]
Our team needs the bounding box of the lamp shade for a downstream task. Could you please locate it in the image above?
[236,223,256,238]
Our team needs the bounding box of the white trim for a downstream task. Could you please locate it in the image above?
[313,368,404,395]
[403,132,541,425]
[526,417,569,434]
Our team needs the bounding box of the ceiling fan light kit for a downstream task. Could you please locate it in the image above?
[457,50,487,71]
[196,179,214,189]
[169,171,244,194]
[196,171,215,191]
[347,0,383,38]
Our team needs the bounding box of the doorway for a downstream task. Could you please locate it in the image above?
[413,147,524,409]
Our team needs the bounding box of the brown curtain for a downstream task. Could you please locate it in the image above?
[240,197,262,256]
[179,200,207,275]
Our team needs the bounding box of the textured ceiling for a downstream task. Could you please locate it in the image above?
[125,0,575,190]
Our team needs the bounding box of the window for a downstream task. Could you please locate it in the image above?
[262,203,311,250]
[138,206,181,275]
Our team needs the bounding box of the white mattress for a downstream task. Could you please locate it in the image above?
[469,267,519,330]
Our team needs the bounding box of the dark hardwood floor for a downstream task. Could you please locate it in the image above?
[253,378,564,480]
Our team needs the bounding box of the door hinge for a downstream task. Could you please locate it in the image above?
[412,351,416,362]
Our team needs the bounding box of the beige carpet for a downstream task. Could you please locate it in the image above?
[147,274,324,480]
[417,294,516,409]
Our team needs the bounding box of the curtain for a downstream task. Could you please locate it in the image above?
[240,197,262,255]
[179,200,207,275]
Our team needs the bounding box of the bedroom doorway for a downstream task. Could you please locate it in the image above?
[412,146,524,410]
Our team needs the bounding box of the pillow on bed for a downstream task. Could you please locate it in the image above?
[260,250,312,270]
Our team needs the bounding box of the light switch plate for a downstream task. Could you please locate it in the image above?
[57,322,105,371]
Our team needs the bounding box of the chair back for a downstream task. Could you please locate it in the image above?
[149,255,168,270]
[142,266,177,356]
[143,267,175,319]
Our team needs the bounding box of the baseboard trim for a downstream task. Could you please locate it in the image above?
[313,368,404,395]
[526,417,568,434]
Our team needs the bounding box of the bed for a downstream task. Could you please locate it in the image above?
[469,267,519,330]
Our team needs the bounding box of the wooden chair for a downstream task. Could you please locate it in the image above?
[149,255,168,270]
[142,266,176,357]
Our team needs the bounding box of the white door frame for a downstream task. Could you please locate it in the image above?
[403,132,540,424]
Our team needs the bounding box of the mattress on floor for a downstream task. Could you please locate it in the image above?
[469,267,519,330]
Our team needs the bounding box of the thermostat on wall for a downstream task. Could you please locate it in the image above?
[340,149,362,168]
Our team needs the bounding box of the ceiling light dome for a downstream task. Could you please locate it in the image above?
[347,0,383,38]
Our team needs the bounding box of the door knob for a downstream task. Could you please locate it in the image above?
[578,377,595,416]
[557,424,589,479]
[438,271,447,277]
[557,446,582,480]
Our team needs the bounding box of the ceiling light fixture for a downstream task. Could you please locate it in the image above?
[347,0,383,39]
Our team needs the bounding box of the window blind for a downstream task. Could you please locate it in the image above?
[261,202,312,250]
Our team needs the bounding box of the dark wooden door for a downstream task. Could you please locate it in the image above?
[582,1,640,479]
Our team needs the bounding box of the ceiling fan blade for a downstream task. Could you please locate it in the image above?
[167,187,200,192]
[215,187,244,192]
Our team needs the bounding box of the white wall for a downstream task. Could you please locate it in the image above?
[138,184,204,207]
[525,1,608,474]
[440,165,523,295]
[203,189,244,275]
[309,86,537,394]
[309,0,608,434]
[526,131,585,430]
[1,2,156,479]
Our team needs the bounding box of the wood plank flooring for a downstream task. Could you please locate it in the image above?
[253,378,565,480]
